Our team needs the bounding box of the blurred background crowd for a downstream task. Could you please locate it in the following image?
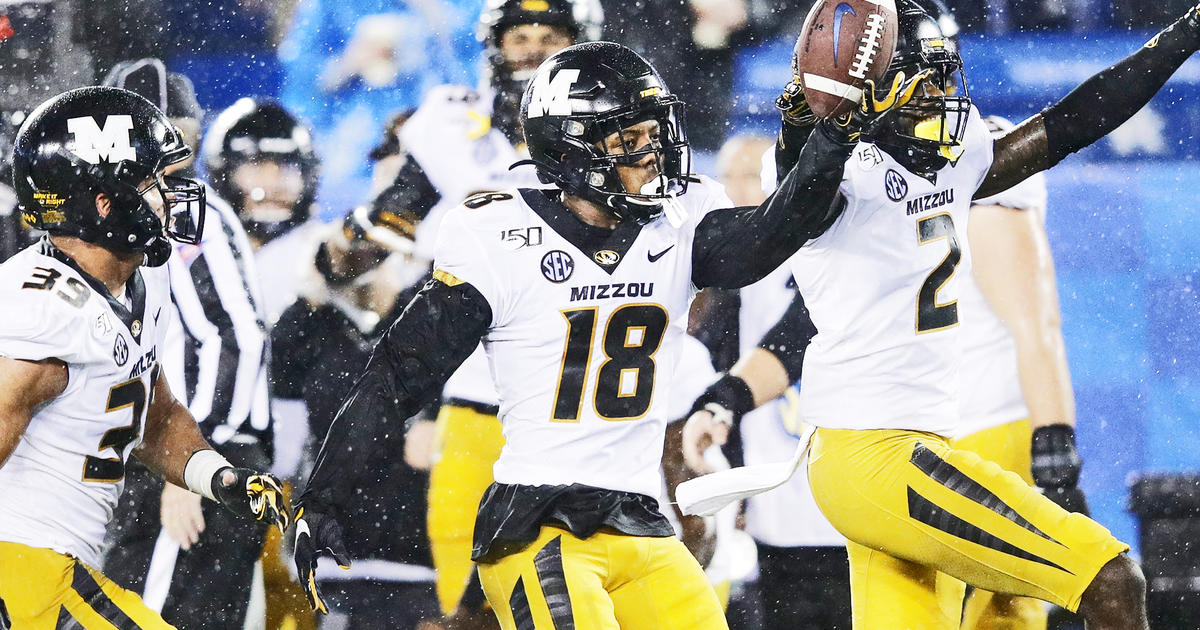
[0,0,1199,629]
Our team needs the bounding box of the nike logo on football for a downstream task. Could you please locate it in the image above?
[647,245,674,263]
[832,2,857,67]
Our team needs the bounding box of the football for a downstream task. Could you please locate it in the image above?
[795,0,900,119]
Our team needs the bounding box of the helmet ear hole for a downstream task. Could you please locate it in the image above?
[95,193,112,218]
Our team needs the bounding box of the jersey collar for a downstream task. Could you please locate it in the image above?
[40,237,148,344]
[520,189,643,276]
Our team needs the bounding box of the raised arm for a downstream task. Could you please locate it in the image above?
[978,4,1200,199]
[691,127,853,290]
[291,275,491,613]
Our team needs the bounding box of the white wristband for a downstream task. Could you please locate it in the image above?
[184,449,232,502]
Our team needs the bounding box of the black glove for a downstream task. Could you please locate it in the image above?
[688,373,755,428]
[777,76,817,128]
[1031,424,1090,516]
[212,467,291,533]
[1185,2,1200,35]
[817,69,931,145]
[291,506,351,613]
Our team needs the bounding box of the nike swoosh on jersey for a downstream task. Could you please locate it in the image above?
[832,2,858,67]
[647,245,675,262]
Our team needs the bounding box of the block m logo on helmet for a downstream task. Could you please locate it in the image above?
[526,69,580,118]
[66,115,137,165]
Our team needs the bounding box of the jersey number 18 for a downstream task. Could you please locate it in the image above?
[552,304,669,422]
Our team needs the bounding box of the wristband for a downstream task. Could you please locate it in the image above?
[184,449,232,501]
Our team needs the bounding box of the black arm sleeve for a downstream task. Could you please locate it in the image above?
[1042,11,1200,165]
[298,278,491,518]
[774,121,817,186]
[757,290,818,384]
[371,152,441,222]
[692,129,853,290]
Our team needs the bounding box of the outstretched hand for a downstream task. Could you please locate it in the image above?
[681,409,730,474]
[292,507,351,613]
[822,69,932,143]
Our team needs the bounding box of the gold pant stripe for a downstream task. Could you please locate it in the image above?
[910,443,1061,546]
[0,542,174,630]
[478,526,727,630]
[906,486,1072,574]
[69,563,142,630]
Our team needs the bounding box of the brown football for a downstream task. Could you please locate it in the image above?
[796,0,899,119]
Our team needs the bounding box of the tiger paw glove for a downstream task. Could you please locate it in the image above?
[818,69,930,145]
[183,449,291,533]
[1031,424,1091,516]
[292,507,351,613]
[777,76,817,128]
[212,468,292,534]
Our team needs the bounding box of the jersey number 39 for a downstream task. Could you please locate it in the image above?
[552,304,669,422]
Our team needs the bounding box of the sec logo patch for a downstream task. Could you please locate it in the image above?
[541,250,574,283]
[113,334,129,367]
[885,169,909,202]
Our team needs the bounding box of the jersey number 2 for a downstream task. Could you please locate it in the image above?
[82,376,151,483]
[916,213,962,333]
[553,304,668,421]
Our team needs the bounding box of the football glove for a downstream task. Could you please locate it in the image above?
[292,506,351,613]
[687,373,756,429]
[1031,424,1091,516]
[818,69,931,144]
[212,468,291,534]
[776,76,817,128]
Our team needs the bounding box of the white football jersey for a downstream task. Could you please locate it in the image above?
[955,117,1049,438]
[434,178,734,498]
[403,85,545,408]
[0,240,172,568]
[791,106,994,435]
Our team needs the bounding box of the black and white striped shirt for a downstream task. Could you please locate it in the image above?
[163,186,272,449]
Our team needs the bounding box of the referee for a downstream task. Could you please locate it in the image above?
[100,59,275,629]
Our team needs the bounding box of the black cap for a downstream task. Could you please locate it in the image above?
[102,58,203,121]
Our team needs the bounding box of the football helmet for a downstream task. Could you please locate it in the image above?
[874,0,972,175]
[520,42,691,224]
[201,98,319,243]
[11,86,205,267]
[480,0,604,142]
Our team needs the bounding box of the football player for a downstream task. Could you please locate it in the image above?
[290,41,919,626]
[0,87,288,628]
[391,0,603,616]
[98,58,277,630]
[682,1,1200,628]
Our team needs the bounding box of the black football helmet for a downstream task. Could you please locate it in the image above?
[201,98,319,243]
[480,0,604,143]
[874,0,972,175]
[520,42,691,224]
[11,87,205,267]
